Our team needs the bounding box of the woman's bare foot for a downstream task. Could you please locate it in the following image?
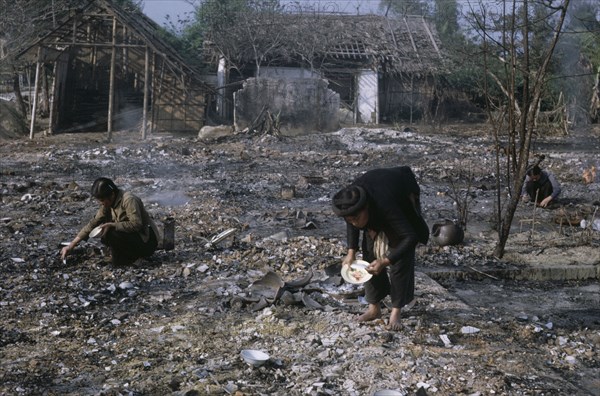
[387,307,402,331]
[357,303,381,322]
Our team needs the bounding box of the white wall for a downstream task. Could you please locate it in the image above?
[357,70,378,124]
[216,57,227,117]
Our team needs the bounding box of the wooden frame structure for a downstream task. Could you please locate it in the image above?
[17,0,210,140]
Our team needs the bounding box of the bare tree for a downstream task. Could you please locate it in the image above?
[468,0,571,258]
[197,0,286,77]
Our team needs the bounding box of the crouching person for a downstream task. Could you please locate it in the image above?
[521,165,561,208]
[61,177,159,266]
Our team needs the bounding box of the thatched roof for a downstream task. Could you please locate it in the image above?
[206,12,446,76]
[291,13,444,74]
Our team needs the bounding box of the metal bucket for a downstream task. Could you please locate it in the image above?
[163,217,175,251]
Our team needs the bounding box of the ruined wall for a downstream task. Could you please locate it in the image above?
[233,77,340,136]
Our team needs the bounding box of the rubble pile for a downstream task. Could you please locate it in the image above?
[1,125,599,395]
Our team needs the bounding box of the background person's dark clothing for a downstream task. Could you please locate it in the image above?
[103,226,157,265]
[522,170,561,203]
[345,166,428,309]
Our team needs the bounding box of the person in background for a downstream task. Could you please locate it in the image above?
[521,165,561,208]
[332,167,429,331]
[61,177,159,266]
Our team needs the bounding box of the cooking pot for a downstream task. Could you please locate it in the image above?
[431,219,464,246]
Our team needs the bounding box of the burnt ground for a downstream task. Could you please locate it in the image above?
[0,124,599,396]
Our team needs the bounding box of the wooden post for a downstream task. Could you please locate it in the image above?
[150,53,156,134]
[29,47,41,140]
[410,75,414,125]
[107,16,117,140]
[48,61,58,135]
[142,46,149,139]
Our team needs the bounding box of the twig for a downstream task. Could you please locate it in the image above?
[209,372,231,395]
[529,189,539,243]
[468,266,499,280]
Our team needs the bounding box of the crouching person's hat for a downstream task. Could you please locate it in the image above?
[332,185,367,216]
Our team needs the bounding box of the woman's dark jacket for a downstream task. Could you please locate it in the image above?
[346,166,429,263]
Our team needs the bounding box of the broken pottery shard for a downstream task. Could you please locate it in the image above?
[280,290,298,306]
[301,292,324,310]
[248,271,285,302]
[284,270,313,289]
[460,326,480,334]
[250,297,270,312]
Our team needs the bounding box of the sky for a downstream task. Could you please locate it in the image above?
[142,0,382,26]
[142,0,196,26]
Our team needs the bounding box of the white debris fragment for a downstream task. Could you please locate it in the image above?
[197,264,209,273]
[564,356,577,365]
[440,334,453,347]
[118,281,134,290]
[461,326,481,334]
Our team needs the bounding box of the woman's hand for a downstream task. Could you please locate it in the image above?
[60,245,71,260]
[61,237,81,260]
[341,249,357,268]
[539,196,552,207]
[100,222,115,236]
[367,258,390,275]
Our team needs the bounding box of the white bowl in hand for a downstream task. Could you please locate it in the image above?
[89,226,103,238]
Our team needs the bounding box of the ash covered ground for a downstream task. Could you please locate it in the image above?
[1,125,599,396]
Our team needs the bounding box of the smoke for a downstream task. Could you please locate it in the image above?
[146,190,190,207]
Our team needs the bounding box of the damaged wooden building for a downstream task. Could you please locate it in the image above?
[16,0,210,139]
[205,13,446,135]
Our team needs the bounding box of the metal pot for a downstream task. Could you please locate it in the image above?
[431,220,464,246]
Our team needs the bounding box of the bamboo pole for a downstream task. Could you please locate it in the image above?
[142,46,149,139]
[47,61,58,135]
[150,53,156,134]
[107,16,117,140]
[29,47,41,140]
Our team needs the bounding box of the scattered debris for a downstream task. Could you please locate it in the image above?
[0,125,598,395]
